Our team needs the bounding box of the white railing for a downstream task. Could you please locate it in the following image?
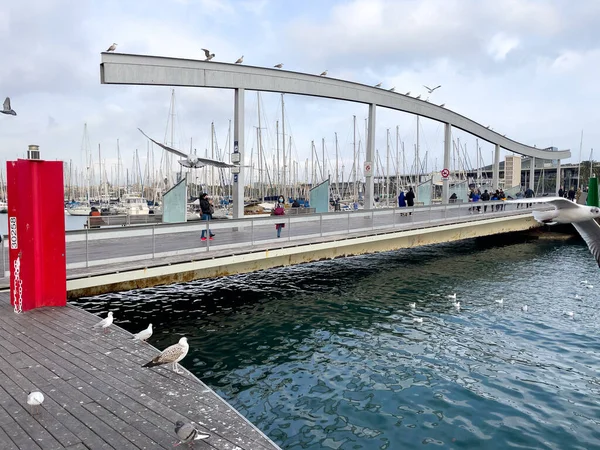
[59,201,537,270]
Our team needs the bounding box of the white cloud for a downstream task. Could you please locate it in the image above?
[486,33,520,61]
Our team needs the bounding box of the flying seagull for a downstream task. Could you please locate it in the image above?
[274,63,283,68]
[374,82,382,88]
[424,84,441,93]
[174,421,210,447]
[27,391,44,415]
[106,43,117,52]
[131,323,153,343]
[389,87,395,92]
[93,311,113,333]
[525,197,600,266]
[235,55,243,64]
[138,129,235,169]
[319,70,328,77]
[142,337,189,373]
[201,48,215,61]
[1,97,16,116]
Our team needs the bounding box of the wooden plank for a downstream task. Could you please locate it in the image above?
[0,425,20,450]
[0,294,280,450]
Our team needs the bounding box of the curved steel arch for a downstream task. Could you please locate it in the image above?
[100,52,570,160]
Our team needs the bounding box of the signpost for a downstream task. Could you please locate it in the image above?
[441,168,450,179]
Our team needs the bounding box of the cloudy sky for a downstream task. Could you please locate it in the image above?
[1,0,598,186]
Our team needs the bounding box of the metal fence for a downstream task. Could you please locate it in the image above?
[57,200,536,270]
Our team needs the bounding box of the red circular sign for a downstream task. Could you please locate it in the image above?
[441,168,450,178]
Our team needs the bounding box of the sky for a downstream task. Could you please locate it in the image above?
[1,0,599,186]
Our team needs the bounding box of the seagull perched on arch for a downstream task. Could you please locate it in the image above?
[424,84,441,93]
[235,55,243,64]
[319,70,328,77]
[274,63,283,68]
[202,48,215,61]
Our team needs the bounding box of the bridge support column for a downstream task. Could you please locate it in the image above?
[232,88,245,219]
[529,157,535,190]
[492,144,500,189]
[365,103,376,210]
[442,123,451,203]
[556,159,561,195]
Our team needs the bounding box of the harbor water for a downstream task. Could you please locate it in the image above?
[74,236,600,449]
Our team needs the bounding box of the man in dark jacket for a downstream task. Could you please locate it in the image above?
[405,187,415,207]
[199,193,215,240]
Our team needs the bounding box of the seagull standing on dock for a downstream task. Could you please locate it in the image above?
[0,97,16,116]
[174,421,210,447]
[27,391,44,415]
[93,311,113,333]
[131,324,153,343]
[234,55,243,64]
[142,337,189,373]
[106,43,117,52]
[201,48,215,61]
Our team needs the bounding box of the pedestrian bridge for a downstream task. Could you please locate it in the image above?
[0,202,546,298]
[99,53,570,217]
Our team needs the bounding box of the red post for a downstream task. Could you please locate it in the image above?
[7,156,66,312]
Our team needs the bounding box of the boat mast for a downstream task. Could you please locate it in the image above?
[386,128,390,206]
[335,132,339,198]
[281,94,286,199]
[257,92,263,201]
[353,115,357,200]
[276,120,280,193]
[577,130,583,189]
[211,121,215,195]
[322,138,326,182]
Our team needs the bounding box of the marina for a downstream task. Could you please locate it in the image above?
[2,2,599,448]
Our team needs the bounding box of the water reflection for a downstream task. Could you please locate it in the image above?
[75,237,600,449]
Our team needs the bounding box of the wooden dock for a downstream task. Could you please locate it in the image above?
[0,293,281,450]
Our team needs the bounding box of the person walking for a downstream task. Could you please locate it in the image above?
[272,198,286,238]
[200,193,215,241]
[524,186,534,208]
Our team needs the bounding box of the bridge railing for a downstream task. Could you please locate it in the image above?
[56,200,541,271]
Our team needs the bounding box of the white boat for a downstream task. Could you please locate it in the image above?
[67,204,92,216]
[115,195,150,215]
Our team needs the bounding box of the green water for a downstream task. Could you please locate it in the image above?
[76,235,600,449]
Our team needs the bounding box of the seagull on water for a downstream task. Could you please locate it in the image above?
[522,305,528,312]
[586,284,594,289]
[174,421,209,446]
[93,311,113,333]
[234,55,243,64]
[447,293,457,300]
[374,82,382,88]
[1,97,16,116]
[201,48,215,61]
[496,298,504,305]
[575,294,582,300]
[409,302,416,309]
[274,63,283,68]
[453,301,461,310]
[525,197,600,267]
[581,280,589,284]
[142,337,189,373]
[27,391,44,415]
[319,70,328,77]
[106,43,117,52]
[413,317,423,323]
[131,323,153,343]
[565,311,574,318]
[424,84,441,93]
